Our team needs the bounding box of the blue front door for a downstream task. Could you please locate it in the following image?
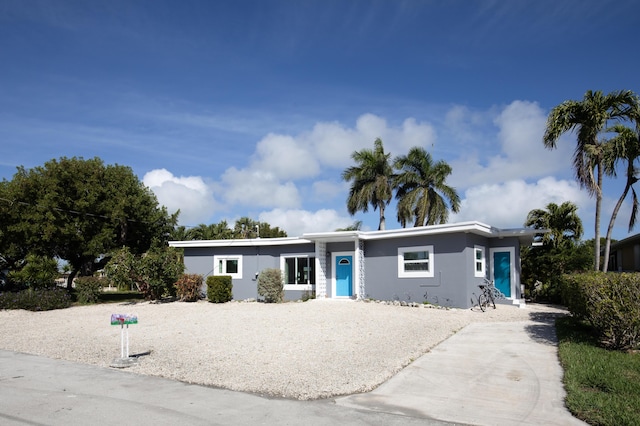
[336,256,353,297]
[493,251,511,297]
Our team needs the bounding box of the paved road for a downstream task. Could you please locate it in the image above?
[0,307,586,425]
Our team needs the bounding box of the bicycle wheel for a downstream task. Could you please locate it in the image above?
[478,294,487,312]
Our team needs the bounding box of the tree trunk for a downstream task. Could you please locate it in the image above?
[66,269,78,290]
[602,183,631,272]
[378,204,386,231]
[594,164,603,271]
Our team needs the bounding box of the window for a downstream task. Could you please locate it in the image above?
[281,254,315,289]
[474,246,485,277]
[213,255,242,279]
[398,245,434,278]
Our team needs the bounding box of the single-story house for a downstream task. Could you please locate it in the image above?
[169,221,538,308]
[608,232,640,272]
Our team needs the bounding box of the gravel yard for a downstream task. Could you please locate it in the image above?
[0,299,559,400]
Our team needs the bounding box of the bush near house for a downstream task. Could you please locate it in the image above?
[207,275,232,303]
[175,273,203,302]
[561,272,640,350]
[257,268,284,303]
[0,287,71,311]
[74,276,104,304]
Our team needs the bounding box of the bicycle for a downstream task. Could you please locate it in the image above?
[474,278,497,312]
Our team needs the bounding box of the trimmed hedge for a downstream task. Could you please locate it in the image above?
[175,274,203,302]
[74,276,104,304]
[207,275,232,303]
[257,268,284,303]
[561,272,640,350]
[0,287,72,311]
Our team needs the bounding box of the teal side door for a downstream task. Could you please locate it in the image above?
[493,251,511,297]
[336,256,353,297]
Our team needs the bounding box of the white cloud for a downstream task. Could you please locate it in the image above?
[312,180,346,202]
[221,167,301,209]
[252,133,320,179]
[259,208,353,236]
[449,100,573,188]
[451,177,588,228]
[143,169,217,225]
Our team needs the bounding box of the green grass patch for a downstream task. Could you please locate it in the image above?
[556,316,640,425]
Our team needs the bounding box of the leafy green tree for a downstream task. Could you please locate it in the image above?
[601,121,640,272]
[522,201,591,302]
[525,201,583,249]
[1,157,176,288]
[232,217,287,238]
[335,221,362,231]
[171,225,190,241]
[543,90,638,270]
[0,180,30,274]
[393,146,460,227]
[7,254,59,290]
[105,244,184,299]
[234,217,259,238]
[342,138,394,230]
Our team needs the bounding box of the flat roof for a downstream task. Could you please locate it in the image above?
[169,221,540,248]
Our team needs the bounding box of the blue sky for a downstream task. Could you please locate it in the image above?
[1,0,639,239]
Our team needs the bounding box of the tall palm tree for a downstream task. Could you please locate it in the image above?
[342,138,394,230]
[601,122,640,272]
[393,146,460,227]
[543,90,637,270]
[525,201,583,249]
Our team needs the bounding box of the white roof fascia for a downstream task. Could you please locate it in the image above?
[168,237,312,248]
[169,222,543,248]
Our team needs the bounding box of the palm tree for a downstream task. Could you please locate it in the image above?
[342,138,394,230]
[393,146,460,227]
[525,201,583,249]
[543,90,637,270]
[601,122,640,272]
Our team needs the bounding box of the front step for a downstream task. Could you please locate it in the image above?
[495,298,526,308]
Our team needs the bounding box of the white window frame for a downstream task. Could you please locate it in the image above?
[474,245,486,278]
[280,253,316,291]
[213,255,243,279]
[398,245,434,278]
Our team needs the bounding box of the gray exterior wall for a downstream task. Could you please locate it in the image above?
[361,233,522,308]
[363,234,475,307]
[182,243,316,301]
[179,231,523,308]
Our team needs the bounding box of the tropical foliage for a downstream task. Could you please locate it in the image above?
[601,118,640,272]
[543,90,639,270]
[342,138,394,230]
[0,157,176,288]
[522,201,592,302]
[342,139,459,230]
[393,146,460,227]
[171,217,287,240]
[104,244,184,300]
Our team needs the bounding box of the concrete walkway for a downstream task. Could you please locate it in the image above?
[0,308,585,425]
[337,312,587,425]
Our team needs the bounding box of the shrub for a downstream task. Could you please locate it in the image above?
[0,287,72,311]
[7,254,59,289]
[105,245,184,300]
[175,274,203,302]
[561,272,640,349]
[301,289,315,302]
[207,275,232,303]
[257,268,284,303]
[74,276,104,304]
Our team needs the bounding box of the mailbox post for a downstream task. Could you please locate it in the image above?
[110,314,138,368]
